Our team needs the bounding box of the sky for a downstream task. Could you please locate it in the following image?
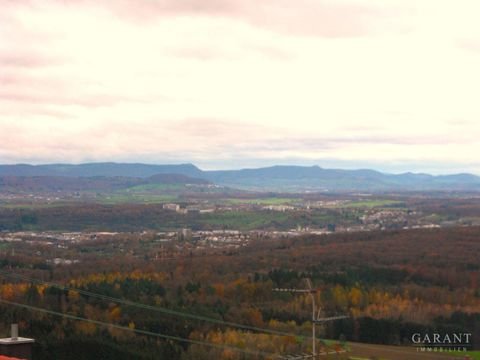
[1,0,480,174]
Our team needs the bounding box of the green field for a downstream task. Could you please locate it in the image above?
[453,351,480,360]
[0,202,69,209]
[341,199,404,208]
[225,197,299,205]
[198,211,290,230]
[125,183,186,192]
[197,209,342,230]
[96,193,178,204]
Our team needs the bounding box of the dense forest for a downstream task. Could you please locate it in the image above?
[0,204,357,232]
[0,226,479,358]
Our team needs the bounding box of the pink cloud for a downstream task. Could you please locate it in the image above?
[0,70,159,111]
[167,42,293,62]
[0,89,148,108]
[458,39,480,53]
[8,0,394,38]
[110,0,380,38]
[168,118,269,139]
[0,52,57,68]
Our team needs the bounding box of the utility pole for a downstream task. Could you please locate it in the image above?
[274,278,348,359]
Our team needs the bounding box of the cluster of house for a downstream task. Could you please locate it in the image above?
[0,231,117,244]
[162,203,215,214]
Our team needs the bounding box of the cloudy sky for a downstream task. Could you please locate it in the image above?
[1,0,480,173]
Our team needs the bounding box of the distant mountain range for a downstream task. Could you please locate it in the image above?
[1,163,480,192]
[0,163,203,178]
[0,171,209,193]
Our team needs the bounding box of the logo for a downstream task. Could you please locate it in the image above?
[411,333,472,353]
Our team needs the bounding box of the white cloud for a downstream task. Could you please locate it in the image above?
[0,0,479,173]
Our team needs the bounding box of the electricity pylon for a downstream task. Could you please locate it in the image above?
[274,278,348,358]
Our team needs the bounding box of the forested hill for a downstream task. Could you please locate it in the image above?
[205,166,480,191]
[0,173,210,192]
[0,163,203,178]
[1,163,480,192]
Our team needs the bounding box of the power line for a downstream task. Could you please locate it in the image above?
[0,269,306,339]
[0,298,275,358]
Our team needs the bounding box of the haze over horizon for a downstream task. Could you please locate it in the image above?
[2,161,480,177]
[1,1,480,174]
